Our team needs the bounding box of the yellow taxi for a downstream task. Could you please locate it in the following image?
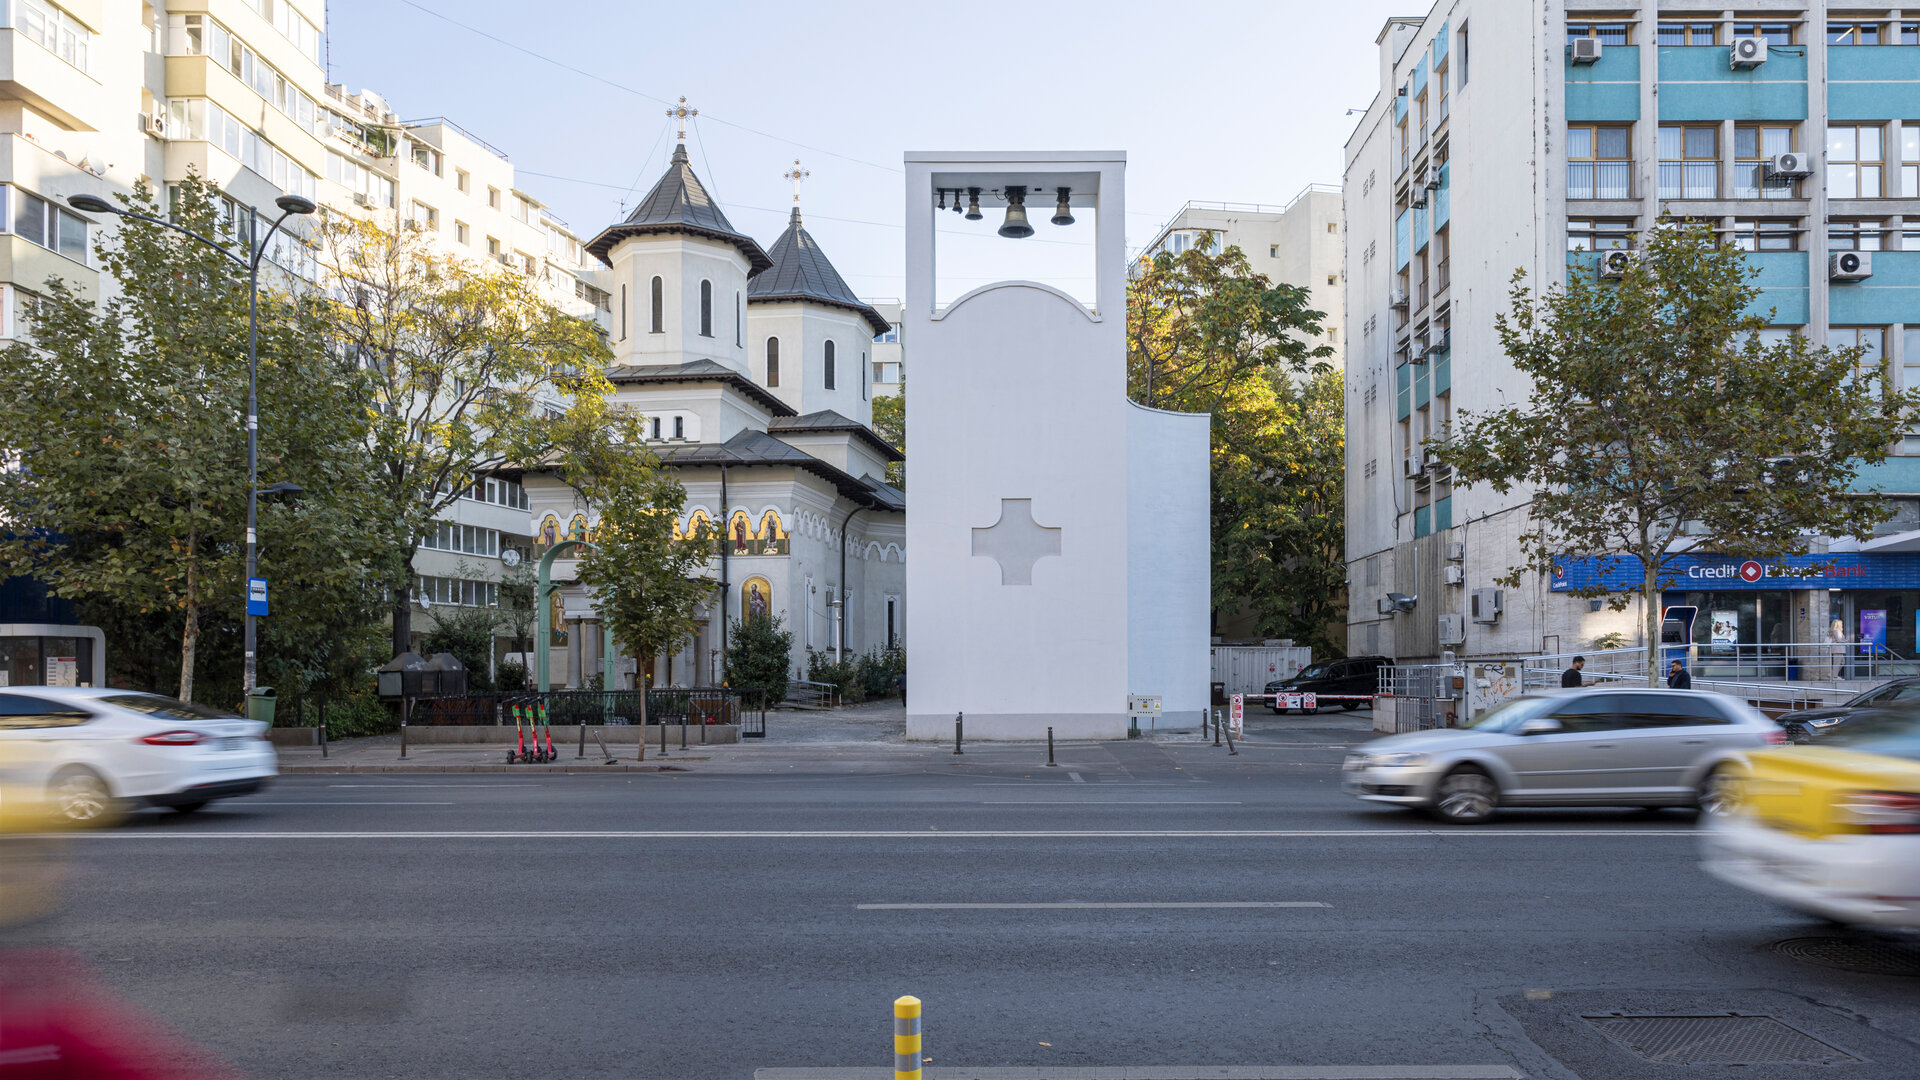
[1701,707,1920,929]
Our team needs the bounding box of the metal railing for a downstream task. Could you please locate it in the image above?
[409,688,767,735]
[784,679,841,709]
[1516,642,1904,710]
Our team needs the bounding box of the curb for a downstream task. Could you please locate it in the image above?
[279,760,706,774]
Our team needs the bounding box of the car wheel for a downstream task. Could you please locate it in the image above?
[48,767,118,827]
[170,801,209,815]
[1697,767,1740,817]
[1432,768,1499,824]
[1342,702,1361,711]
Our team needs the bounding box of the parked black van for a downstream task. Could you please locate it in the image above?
[1264,656,1391,713]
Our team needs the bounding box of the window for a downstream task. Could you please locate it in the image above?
[1906,329,1920,400]
[5,186,87,263]
[1828,125,1885,198]
[1567,218,1634,250]
[575,280,610,312]
[650,276,664,333]
[697,279,711,337]
[487,237,500,257]
[487,186,500,210]
[1830,327,1887,394]
[1268,243,1278,258]
[1567,23,1630,44]
[409,200,438,231]
[520,253,535,276]
[873,324,898,344]
[1658,22,1718,45]
[1458,21,1468,86]
[618,284,627,338]
[1828,219,1886,250]
[766,337,780,386]
[735,292,741,346]
[10,0,91,72]
[1734,124,1797,198]
[1436,58,1449,120]
[650,417,661,439]
[1327,274,1338,286]
[1902,23,1919,45]
[421,521,499,557]
[1417,91,1429,143]
[1828,22,1881,45]
[514,197,532,224]
[455,169,469,194]
[325,150,395,208]
[416,576,498,608]
[1326,222,1339,234]
[673,415,684,439]
[464,476,529,510]
[1659,124,1719,198]
[1397,116,1410,173]
[824,340,836,390]
[1904,127,1920,197]
[410,142,443,176]
[168,99,319,202]
[1567,124,1632,198]
[166,16,319,135]
[1733,23,1795,46]
[862,350,868,400]
[1732,218,1798,251]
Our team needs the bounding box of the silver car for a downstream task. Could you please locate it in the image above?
[1342,688,1786,823]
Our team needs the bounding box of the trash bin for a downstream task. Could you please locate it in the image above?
[1211,681,1227,707]
[247,686,277,726]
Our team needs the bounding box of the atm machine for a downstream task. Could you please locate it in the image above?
[1661,605,1698,673]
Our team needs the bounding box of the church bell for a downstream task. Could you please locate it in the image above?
[1051,187,1074,226]
[998,186,1033,238]
[964,187,982,220]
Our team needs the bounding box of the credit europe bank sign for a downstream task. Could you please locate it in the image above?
[1550,552,1919,592]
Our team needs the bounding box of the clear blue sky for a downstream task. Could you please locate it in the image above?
[328,0,1411,302]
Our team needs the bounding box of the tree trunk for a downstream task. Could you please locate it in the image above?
[391,584,412,660]
[635,674,647,762]
[1643,562,1663,688]
[178,533,199,703]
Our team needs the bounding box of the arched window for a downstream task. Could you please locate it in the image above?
[735,293,742,346]
[862,350,868,400]
[649,276,663,333]
[824,340,836,390]
[766,337,781,387]
[699,280,713,337]
[619,283,628,339]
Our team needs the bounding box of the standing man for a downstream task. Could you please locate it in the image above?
[1667,660,1692,689]
[1561,656,1585,688]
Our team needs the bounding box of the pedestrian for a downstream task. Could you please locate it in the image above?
[1667,660,1692,690]
[1561,656,1585,688]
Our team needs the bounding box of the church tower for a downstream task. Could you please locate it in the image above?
[586,129,770,377]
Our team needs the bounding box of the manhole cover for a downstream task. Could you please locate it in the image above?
[1583,1014,1859,1065]
[1775,935,1920,976]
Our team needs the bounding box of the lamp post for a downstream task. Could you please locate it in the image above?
[68,192,317,699]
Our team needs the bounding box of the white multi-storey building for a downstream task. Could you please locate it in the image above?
[1347,1,1920,667]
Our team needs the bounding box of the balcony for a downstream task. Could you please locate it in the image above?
[1567,162,1631,200]
[0,29,102,132]
[1658,162,1719,200]
[1435,257,1450,295]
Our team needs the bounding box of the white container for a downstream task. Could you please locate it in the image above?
[1212,646,1313,697]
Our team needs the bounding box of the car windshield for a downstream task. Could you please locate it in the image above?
[1295,664,1333,679]
[103,694,244,722]
[1823,710,1920,761]
[1465,696,1557,734]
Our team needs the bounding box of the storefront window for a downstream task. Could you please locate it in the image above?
[1666,590,1792,676]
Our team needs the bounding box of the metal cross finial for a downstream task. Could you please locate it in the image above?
[667,96,698,142]
[783,160,810,204]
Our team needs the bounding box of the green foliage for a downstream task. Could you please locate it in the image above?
[321,692,394,739]
[496,658,529,692]
[871,387,905,489]
[726,614,795,705]
[1434,221,1918,684]
[0,176,388,703]
[805,647,905,704]
[315,213,614,659]
[495,555,538,653]
[1126,245,1343,652]
[1592,631,1630,651]
[419,589,498,691]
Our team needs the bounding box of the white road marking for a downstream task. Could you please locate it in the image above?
[322,784,544,789]
[755,1066,1521,1079]
[857,901,1329,910]
[58,829,1695,840]
[243,801,457,806]
[1068,772,1085,783]
[981,800,1243,805]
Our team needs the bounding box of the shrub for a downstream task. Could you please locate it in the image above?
[496,659,529,692]
[321,692,394,739]
[728,614,795,705]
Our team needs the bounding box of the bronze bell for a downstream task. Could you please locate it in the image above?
[964,187,982,220]
[1051,187,1074,226]
[999,186,1033,239]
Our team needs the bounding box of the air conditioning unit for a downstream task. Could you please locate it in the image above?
[1390,291,1409,311]
[1442,565,1465,586]
[1830,251,1873,281]
[1402,450,1424,477]
[1766,152,1813,179]
[1410,190,1428,210]
[1470,588,1503,623]
[1438,614,1467,645]
[1445,541,1465,562]
[1424,166,1443,191]
[1409,342,1428,365]
[143,113,167,138]
[352,192,374,208]
[1431,329,1451,353]
[1730,37,1769,68]
[1599,249,1636,279]
[1377,596,1399,616]
[1570,37,1603,64]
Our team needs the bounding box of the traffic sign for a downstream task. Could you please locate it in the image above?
[246,577,268,617]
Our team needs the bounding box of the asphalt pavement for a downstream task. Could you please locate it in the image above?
[7,709,1918,1080]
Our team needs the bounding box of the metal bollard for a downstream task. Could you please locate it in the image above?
[893,995,922,1080]
[578,723,587,759]
[1200,708,1208,741]
[659,720,669,757]
[1213,710,1223,748]
[953,712,964,755]
[1225,719,1239,756]
[681,720,688,750]
[1046,726,1057,766]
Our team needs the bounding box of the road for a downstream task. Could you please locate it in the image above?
[10,716,1920,1080]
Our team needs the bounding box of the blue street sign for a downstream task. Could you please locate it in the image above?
[247,577,269,617]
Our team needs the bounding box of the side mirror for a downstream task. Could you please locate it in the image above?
[1518,717,1565,736]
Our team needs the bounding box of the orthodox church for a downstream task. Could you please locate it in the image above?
[523,139,905,688]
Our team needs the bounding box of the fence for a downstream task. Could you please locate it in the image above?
[409,688,767,738]
[1518,643,1888,711]
[1378,663,1457,732]
[784,679,840,709]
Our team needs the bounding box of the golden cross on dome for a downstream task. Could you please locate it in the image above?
[666,96,698,142]
[783,160,811,205]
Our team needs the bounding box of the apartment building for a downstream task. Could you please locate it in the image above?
[1136,188,1347,369]
[869,299,903,396]
[1346,2,1920,665]
[0,0,607,681]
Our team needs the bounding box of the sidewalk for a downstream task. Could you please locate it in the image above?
[274,700,1377,774]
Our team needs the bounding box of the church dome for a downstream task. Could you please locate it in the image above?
[747,206,891,336]
[585,143,772,274]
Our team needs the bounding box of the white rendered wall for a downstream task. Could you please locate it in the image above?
[748,301,875,426]
[1126,401,1211,727]
[605,236,752,375]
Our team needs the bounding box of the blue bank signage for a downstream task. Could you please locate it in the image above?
[1550,552,1920,592]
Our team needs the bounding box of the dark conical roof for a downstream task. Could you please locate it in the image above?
[585,143,772,273]
[747,207,891,335]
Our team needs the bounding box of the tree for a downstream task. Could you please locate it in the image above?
[1432,222,1917,685]
[0,177,385,703]
[420,571,499,692]
[495,554,539,657]
[316,213,613,661]
[726,613,795,706]
[871,387,905,489]
[1126,246,1343,651]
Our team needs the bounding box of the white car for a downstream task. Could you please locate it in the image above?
[0,687,276,825]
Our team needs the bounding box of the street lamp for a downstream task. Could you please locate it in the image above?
[68,192,317,699]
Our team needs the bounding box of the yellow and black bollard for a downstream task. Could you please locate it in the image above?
[893,995,922,1080]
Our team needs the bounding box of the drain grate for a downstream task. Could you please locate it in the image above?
[1583,1014,1859,1065]
[1775,935,1920,976]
